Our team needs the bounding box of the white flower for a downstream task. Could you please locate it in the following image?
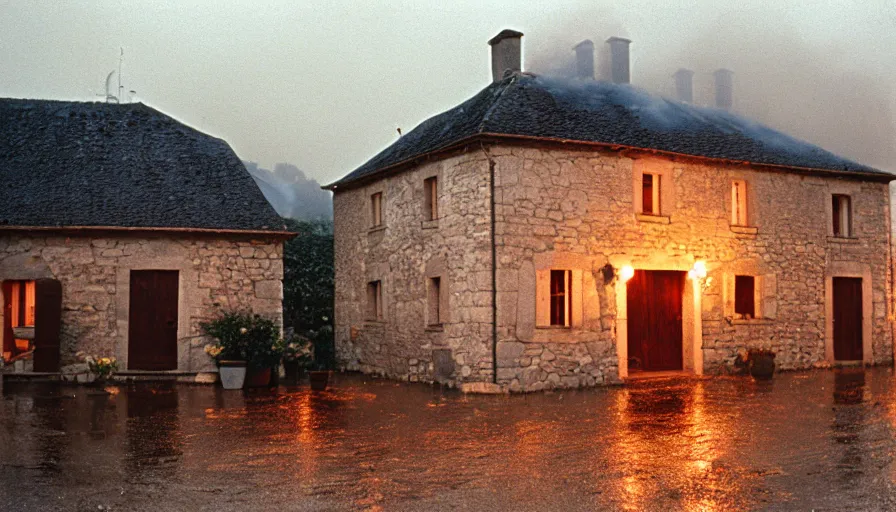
[239,327,248,334]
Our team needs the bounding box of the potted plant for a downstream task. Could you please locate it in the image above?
[77,352,118,386]
[201,311,282,389]
[747,348,776,380]
[282,333,313,383]
[203,342,245,390]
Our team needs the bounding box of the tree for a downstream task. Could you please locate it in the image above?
[282,217,335,368]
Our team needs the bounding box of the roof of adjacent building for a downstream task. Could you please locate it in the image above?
[0,98,287,233]
[327,74,891,189]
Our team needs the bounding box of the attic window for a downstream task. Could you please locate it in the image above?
[641,173,661,215]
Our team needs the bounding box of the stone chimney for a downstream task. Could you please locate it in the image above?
[574,40,595,79]
[673,68,694,103]
[714,69,734,110]
[488,29,524,83]
[606,37,631,84]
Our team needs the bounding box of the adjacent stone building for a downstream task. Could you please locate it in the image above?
[328,31,895,392]
[0,98,290,376]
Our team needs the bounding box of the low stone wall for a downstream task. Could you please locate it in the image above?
[0,232,284,373]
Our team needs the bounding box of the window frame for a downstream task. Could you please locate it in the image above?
[423,177,438,221]
[734,275,756,319]
[426,276,442,326]
[366,280,383,321]
[370,192,383,229]
[731,179,748,226]
[641,172,661,216]
[832,194,852,238]
[549,270,572,327]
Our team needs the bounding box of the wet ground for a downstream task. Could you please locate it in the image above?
[2,369,896,511]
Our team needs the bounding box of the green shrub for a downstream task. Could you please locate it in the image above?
[283,218,335,369]
[201,311,283,369]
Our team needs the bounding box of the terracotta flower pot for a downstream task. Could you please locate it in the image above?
[309,370,330,391]
[219,360,247,390]
[245,367,273,388]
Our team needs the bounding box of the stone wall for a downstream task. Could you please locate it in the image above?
[493,145,892,390]
[0,232,284,372]
[333,151,494,384]
[333,143,892,392]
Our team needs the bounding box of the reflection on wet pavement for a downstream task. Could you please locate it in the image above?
[3,368,896,511]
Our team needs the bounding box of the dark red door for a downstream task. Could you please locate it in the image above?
[128,270,179,370]
[33,279,62,372]
[833,277,863,361]
[627,270,685,371]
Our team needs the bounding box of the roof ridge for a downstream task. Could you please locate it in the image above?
[477,74,518,134]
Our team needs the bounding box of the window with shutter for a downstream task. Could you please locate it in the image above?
[734,275,755,318]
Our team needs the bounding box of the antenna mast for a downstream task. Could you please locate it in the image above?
[118,48,123,101]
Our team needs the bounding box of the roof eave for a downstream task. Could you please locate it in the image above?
[0,225,297,240]
[326,132,894,190]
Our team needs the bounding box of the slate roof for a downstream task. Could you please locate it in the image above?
[0,98,287,233]
[328,74,891,188]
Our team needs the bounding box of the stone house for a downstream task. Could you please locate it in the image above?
[0,98,290,377]
[327,30,895,392]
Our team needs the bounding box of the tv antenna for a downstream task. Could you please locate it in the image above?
[101,48,132,103]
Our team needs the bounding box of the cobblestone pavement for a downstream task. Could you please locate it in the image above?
[2,368,896,511]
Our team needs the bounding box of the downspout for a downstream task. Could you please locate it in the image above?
[888,183,896,365]
[480,144,498,384]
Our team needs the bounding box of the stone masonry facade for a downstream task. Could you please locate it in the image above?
[0,232,284,373]
[333,143,893,392]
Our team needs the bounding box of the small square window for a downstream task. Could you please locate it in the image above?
[367,280,383,321]
[832,194,851,237]
[371,192,383,228]
[731,180,748,226]
[427,277,441,326]
[734,275,755,319]
[424,177,438,221]
[549,270,572,327]
[642,173,661,215]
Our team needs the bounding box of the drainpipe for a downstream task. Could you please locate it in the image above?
[480,144,498,384]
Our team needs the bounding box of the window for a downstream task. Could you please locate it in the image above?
[427,277,441,326]
[424,177,438,221]
[832,194,851,237]
[2,280,35,360]
[734,275,755,319]
[549,270,572,327]
[731,180,748,226]
[641,173,661,215]
[366,280,383,320]
[370,192,383,228]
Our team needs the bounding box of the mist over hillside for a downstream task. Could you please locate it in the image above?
[244,161,332,220]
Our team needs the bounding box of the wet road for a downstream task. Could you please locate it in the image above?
[2,369,896,511]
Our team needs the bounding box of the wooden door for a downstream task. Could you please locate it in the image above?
[33,279,62,372]
[128,270,179,370]
[833,277,863,361]
[627,270,685,371]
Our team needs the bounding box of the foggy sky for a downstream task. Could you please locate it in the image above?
[2,1,895,184]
